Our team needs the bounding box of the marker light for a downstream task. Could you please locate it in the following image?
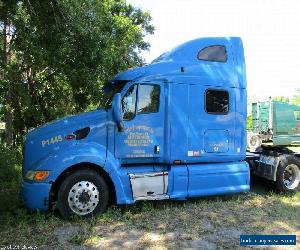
[173,160,181,165]
[65,134,76,140]
[25,170,50,181]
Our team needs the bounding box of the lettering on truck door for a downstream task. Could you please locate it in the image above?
[115,82,165,164]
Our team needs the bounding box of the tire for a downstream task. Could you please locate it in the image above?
[57,169,109,219]
[276,155,300,195]
[247,132,262,152]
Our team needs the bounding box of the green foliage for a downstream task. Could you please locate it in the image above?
[0,0,154,144]
[292,89,300,106]
[272,90,300,106]
[247,115,252,131]
[0,142,22,188]
[272,96,290,102]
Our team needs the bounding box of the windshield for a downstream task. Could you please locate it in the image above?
[102,80,128,109]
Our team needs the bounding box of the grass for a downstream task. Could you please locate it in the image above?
[0,144,299,248]
[0,175,299,249]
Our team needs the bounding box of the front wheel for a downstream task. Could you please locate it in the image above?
[276,155,300,195]
[57,169,109,219]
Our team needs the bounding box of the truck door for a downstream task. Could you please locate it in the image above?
[115,82,165,164]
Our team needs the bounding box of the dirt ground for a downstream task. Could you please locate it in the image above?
[44,178,300,249]
[1,177,299,250]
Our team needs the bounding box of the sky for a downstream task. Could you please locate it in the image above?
[127,0,300,103]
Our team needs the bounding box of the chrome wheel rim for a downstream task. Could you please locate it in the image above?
[250,136,258,147]
[68,181,99,215]
[283,164,300,190]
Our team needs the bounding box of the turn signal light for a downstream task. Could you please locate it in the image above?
[34,171,50,181]
[25,170,50,181]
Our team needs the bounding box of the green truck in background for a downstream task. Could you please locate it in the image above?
[247,100,300,151]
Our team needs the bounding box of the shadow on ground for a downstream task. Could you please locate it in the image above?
[0,175,299,249]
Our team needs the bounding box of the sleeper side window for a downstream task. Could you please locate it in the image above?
[122,85,137,120]
[205,89,229,114]
[137,85,160,114]
[197,45,227,62]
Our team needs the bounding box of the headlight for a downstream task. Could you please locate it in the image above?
[25,170,50,181]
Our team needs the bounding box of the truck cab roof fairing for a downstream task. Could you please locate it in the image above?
[112,37,246,89]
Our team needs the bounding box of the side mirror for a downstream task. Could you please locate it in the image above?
[112,93,124,132]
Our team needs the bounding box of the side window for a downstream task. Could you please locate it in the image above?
[205,89,229,114]
[122,85,137,120]
[197,45,227,62]
[137,85,160,114]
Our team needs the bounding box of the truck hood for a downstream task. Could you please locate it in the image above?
[28,109,106,139]
[24,109,108,174]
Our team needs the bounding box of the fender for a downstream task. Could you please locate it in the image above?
[34,142,134,205]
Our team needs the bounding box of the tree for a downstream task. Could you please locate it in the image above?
[0,0,18,145]
[292,89,300,106]
[0,0,154,145]
[247,115,252,131]
[272,96,290,103]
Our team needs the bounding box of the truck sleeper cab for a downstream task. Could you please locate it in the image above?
[22,37,250,218]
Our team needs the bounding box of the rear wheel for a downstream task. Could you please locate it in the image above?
[276,155,300,194]
[57,169,109,219]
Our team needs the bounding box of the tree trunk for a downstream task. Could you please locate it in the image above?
[3,16,13,146]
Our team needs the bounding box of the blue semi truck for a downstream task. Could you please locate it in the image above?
[22,37,300,218]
